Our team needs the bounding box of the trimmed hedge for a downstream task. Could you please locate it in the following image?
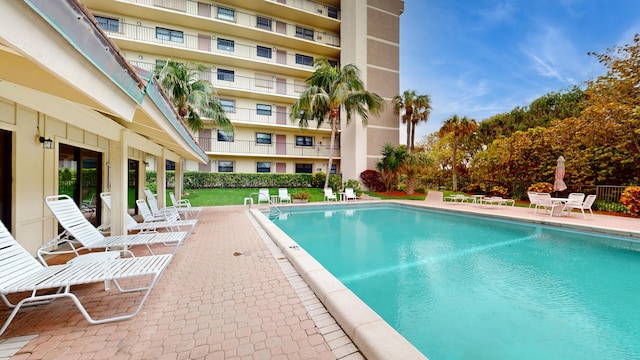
[146,171,342,190]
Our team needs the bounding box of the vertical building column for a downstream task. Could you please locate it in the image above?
[108,129,128,235]
[157,150,167,208]
[174,158,183,200]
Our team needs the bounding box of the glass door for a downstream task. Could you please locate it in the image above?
[59,144,102,226]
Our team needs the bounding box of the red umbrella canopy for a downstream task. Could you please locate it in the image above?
[554,156,567,192]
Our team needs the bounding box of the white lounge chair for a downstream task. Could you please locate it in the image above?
[258,188,270,204]
[169,192,203,219]
[143,188,201,220]
[527,192,540,210]
[534,193,563,216]
[100,192,197,234]
[278,188,291,203]
[566,193,586,207]
[563,194,596,219]
[324,188,338,202]
[45,195,187,255]
[344,188,357,201]
[0,220,172,336]
[136,200,197,235]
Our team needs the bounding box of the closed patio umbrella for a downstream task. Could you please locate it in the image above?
[553,156,567,192]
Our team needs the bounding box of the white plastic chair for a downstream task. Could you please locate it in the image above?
[258,188,270,204]
[144,188,201,220]
[169,192,203,219]
[278,188,291,203]
[527,192,539,210]
[0,219,172,336]
[344,188,357,201]
[563,194,596,219]
[534,193,563,216]
[324,188,337,202]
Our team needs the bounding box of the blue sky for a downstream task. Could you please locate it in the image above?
[399,0,640,142]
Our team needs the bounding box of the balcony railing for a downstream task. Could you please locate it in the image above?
[196,138,340,158]
[130,60,310,99]
[115,0,340,46]
[109,22,331,71]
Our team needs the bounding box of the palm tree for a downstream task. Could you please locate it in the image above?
[401,151,432,194]
[376,144,407,192]
[155,60,232,133]
[291,58,385,189]
[393,90,431,152]
[438,115,477,191]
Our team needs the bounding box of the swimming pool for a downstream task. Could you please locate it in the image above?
[269,203,640,360]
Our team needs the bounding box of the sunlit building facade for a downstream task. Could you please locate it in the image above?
[84,0,404,182]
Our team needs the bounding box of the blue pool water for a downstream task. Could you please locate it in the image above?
[270,204,640,360]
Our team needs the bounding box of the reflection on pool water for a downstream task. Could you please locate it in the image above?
[270,204,640,360]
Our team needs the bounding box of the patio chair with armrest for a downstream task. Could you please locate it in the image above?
[0,219,172,336]
[143,188,201,220]
[100,192,197,235]
[169,192,203,219]
[324,188,338,202]
[45,195,187,256]
[136,200,197,235]
[534,193,564,216]
[278,188,292,203]
[563,194,596,219]
[344,188,357,201]
[527,192,540,210]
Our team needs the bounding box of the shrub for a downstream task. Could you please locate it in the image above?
[360,169,385,192]
[414,186,426,194]
[620,186,640,216]
[312,172,326,188]
[528,182,553,193]
[466,183,486,194]
[489,185,508,197]
[291,189,311,200]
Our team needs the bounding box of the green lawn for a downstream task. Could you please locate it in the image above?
[178,188,328,207]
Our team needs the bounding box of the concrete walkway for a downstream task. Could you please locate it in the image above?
[1,199,639,359]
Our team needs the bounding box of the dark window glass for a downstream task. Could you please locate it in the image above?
[256,133,272,144]
[256,104,272,116]
[256,16,272,30]
[257,46,272,58]
[156,27,183,42]
[328,7,338,19]
[219,99,235,112]
[218,161,234,172]
[217,6,235,21]
[217,130,234,142]
[217,69,235,82]
[257,162,271,173]
[295,136,313,147]
[95,16,120,32]
[295,164,313,173]
[295,54,314,66]
[295,26,314,40]
[217,38,234,51]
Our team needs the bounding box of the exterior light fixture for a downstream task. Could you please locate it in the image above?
[39,136,53,149]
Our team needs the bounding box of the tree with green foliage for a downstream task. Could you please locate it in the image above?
[401,151,433,194]
[291,58,385,189]
[155,60,232,132]
[438,115,477,191]
[376,144,407,192]
[393,90,432,152]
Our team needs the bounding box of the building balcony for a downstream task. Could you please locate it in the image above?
[88,0,340,53]
[211,106,329,130]
[130,60,309,102]
[196,138,340,159]
[110,22,335,79]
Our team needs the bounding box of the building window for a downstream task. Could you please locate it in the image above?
[217,69,235,82]
[217,38,234,51]
[328,7,339,19]
[295,54,314,66]
[257,46,272,58]
[330,164,337,174]
[156,27,184,43]
[328,59,338,68]
[256,16,272,30]
[219,99,235,112]
[295,26,314,40]
[295,136,313,147]
[218,161,234,172]
[217,130,234,142]
[257,162,271,173]
[95,16,119,32]
[217,6,235,21]
[256,104,272,116]
[295,164,313,173]
[256,133,272,144]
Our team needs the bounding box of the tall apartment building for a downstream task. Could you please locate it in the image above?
[83,0,403,183]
